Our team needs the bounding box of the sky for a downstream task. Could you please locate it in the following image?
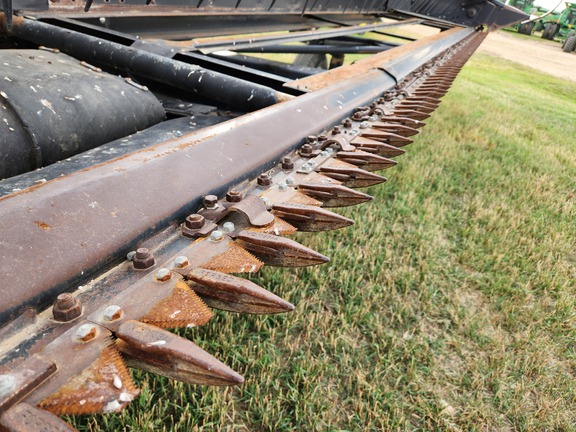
[533,0,569,11]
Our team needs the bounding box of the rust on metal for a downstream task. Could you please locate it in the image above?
[116,320,244,386]
[350,137,407,157]
[298,182,372,207]
[319,165,386,188]
[336,150,397,171]
[0,403,77,432]
[272,202,354,232]
[52,293,82,323]
[187,268,294,314]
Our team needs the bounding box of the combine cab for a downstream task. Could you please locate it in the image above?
[0,1,526,430]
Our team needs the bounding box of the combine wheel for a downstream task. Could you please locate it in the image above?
[542,23,551,39]
[535,21,544,32]
[526,21,535,35]
[548,24,559,40]
[563,29,576,48]
[563,35,576,52]
[518,23,527,34]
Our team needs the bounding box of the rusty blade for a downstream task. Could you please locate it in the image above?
[390,108,431,121]
[395,102,435,114]
[38,344,139,415]
[236,230,329,267]
[250,216,298,236]
[116,320,244,386]
[141,281,214,329]
[336,150,397,171]
[284,190,324,207]
[350,136,406,157]
[383,116,426,128]
[369,122,420,137]
[186,268,294,314]
[0,403,77,432]
[357,130,414,147]
[272,202,354,232]
[318,165,386,188]
[298,182,372,207]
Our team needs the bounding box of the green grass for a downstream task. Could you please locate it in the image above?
[69,53,576,431]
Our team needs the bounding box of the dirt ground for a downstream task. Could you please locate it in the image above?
[477,30,576,82]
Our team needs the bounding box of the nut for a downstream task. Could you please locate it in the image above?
[282,157,294,170]
[343,118,352,128]
[306,135,317,143]
[222,222,235,233]
[133,247,155,269]
[203,195,218,209]
[103,305,123,322]
[300,144,313,157]
[53,293,82,322]
[257,173,272,187]
[278,182,288,191]
[76,324,98,342]
[285,177,295,186]
[226,190,243,203]
[185,214,205,229]
[332,126,341,135]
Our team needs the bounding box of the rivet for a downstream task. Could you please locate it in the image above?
[222,222,235,233]
[210,230,224,241]
[155,268,172,282]
[76,324,98,342]
[174,255,190,268]
[103,305,123,322]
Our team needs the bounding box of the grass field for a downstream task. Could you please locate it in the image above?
[70,51,576,431]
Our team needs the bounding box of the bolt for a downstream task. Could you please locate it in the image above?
[332,126,341,135]
[222,221,235,233]
[0,375,16,397]
[320,151,329,157]
[318,135,328,142]
[308,160,316,168]
[278,182,288,191]
[174,130,183,137]
[103,305,123,322]
[185,214,205,229]
[53,293,82,322]
[155,268,172,282]
[282,157,294,170]
[300,144,313,157]
[260,197,270,208]
[257,173,272,187]
[203,195,218,209]
[76,324,98,342]
[133,248,155,269]
[174,255,190,268]
[126,251,136,261]
[301,163,312,173]
[306,135,317,143]
[343,118,352,128]
[326,147,334,155]
[210,230,224,241]
[351,128,359,135]
[226,190,243,202]
[360,121,370,129]
[285,177,295,186]
[369,115,378,121]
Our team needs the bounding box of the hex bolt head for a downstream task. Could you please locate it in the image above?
[0,375,16,398]
[203,195,218,209]
[285,177,295,186]
[278,182,288,191]
[155,268,172,282]
[343,118,352,128]
[210,230,224,241]
[260,197,271,209]
[226,190,243,203]
[76,324,98,342]
[133,247,155,270]
[360,121,370,129]
[320,150,329,157]
[185,214,205,230]
[103,305,123,322]
[306,135,317,143]
[257,173,272,187]
[282,157,294,170]
[174,255,190,268]
[301,163,312,173]
[332,126,341,135]
[308,160,316,168]
[300,144,313,157]
[53,293,82,322]
[222,221,235,233]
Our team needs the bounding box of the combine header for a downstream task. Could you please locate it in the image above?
[0,1,525,430]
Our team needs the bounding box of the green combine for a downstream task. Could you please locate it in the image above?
[540,2,576,41]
